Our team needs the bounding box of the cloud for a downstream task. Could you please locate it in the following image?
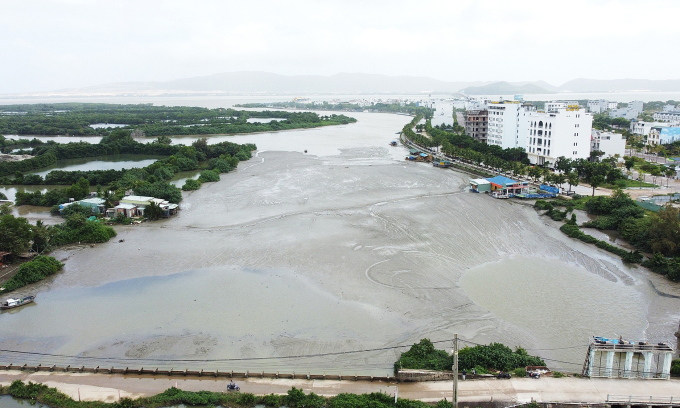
[1,0,679,93]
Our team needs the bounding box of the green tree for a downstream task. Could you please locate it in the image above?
[590,175,605,196]
[0,214,33,256]
[144,202,163,220]
[648,206,680,257]
[567,171,579,193]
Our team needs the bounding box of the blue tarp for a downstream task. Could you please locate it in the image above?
[419,153,428,157]
[540,184,560,194]
[486,175,518,186]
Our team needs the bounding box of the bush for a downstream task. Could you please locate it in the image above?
[552,371,566,378]
[458,343,544,372]
[198,169,220,183]
[61,202,93,218]
[560,223,642,263]
[0,256,63,294]
[394,339,452,373]
[49,213,117,246]
[182,178,201,191]
[512,367,527,377]
[237,392,257,406]
[671,359,680,377]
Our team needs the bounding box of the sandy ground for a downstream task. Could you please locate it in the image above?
[1,371,679,404]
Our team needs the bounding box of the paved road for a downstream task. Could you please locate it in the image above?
[1,371,679,404]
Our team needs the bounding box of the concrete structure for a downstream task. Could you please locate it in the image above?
[108,195,179,218]
[58,197,106,214]
[610,100,643,120]
[583,336,674,379]
[526,105,592,166]
[463,109,488,143]
[591,130,625,160]
[486,101,535,149]
[468,178,491,193]
[654,110,680,123]
[587,99,616,113]
[486,175,528,196]
[545,101,579,112]
[633,121,667,137]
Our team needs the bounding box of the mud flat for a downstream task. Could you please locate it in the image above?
[1,112,678,376]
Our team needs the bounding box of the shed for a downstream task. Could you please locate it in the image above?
[78,198,106,214]
[114,202,139,218]
[120,195,154,206]
[469,178,491,193]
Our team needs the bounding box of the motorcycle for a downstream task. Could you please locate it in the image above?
[227,383,240,392]
[497,372,511,379]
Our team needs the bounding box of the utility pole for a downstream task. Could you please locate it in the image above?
[453,334,458,408]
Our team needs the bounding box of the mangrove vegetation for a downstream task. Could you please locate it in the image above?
[0,103,356,137]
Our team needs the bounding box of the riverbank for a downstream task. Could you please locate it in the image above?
[2,112,678,379]
[1,372,679,405]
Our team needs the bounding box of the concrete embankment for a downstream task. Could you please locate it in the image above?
[1,370,680,404]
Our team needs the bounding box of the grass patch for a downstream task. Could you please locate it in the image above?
[603,179,657,189]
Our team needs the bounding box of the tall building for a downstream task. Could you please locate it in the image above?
[487,101,535,149]
[525,105,592,166]
[463,109,488,143]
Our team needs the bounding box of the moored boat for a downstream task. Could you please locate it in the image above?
[1,296,35,310]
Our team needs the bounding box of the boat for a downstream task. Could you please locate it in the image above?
[1,296,35,310]
[389,140,398,146]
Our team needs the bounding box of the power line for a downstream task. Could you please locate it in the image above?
[0,339,454,363]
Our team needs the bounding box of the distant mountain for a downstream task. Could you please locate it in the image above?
[36,72,492,96]
[558,78,680,92]
[461,81,555,95]
[9,72,680,97]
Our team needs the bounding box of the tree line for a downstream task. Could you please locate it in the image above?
[10,131,256,206]
[0,103,356,136]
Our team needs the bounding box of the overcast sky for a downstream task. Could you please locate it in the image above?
[2,0,679,94]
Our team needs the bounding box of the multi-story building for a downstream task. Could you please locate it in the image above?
[486,101,535,149]
[545,101,579,112]
[587,99,617,113]
[525,105,592,166]
[464,109,488,143]
[633,121,668,136]
[653,110,680,123]
[591,130,625,159]
[610,101,643,120]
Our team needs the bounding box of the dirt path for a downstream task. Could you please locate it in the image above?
[1,371,679,404]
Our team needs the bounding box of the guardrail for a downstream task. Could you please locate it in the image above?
[606,395,680,405]
[0,363,397,382]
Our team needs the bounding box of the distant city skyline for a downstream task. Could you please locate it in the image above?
[2,0,680,94]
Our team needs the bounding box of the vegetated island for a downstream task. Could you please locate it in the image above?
[0,103,356,137]
[234,100,434,116]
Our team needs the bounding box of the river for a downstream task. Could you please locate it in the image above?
[1,101,679,377]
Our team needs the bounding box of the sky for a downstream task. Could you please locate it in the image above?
[2,0,679,94]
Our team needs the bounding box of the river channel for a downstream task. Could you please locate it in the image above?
[1,106,679,376]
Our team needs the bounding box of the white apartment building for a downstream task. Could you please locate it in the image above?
[591,130,625,160]
[545,101,579,112]
[487,101,535,149]
[653,111,680,122]
[633,121,668,136]
[525,106,592,166]
[587,100,617,113]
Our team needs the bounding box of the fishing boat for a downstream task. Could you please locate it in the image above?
[1,296,35,310]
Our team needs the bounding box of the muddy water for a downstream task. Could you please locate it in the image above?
[27,154,161,178]
[1,111,679,375]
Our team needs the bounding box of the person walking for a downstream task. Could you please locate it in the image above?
[462,369,466,381]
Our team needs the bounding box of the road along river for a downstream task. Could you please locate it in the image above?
[1,111,679,376]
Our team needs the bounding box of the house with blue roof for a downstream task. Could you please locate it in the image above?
[486,175,528,196]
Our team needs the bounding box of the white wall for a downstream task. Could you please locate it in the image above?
[525,107,592,166]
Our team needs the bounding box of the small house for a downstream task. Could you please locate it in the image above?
[469,178,491,193]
